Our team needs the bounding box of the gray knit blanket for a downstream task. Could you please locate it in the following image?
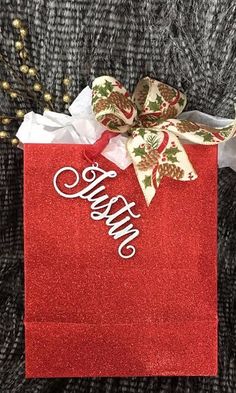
[0,1,235,392]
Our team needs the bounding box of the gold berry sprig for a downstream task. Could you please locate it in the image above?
[12,18,55,111]
[0,130,19,146]
[62,77,72,104]
[0,18,73,146]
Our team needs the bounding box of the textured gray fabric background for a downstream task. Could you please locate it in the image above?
[0,1,236,392]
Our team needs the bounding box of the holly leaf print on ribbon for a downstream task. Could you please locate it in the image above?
[92,75,236,205]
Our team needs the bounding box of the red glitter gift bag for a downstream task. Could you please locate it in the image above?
[24,142,218,378]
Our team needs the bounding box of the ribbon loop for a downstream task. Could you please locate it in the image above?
[92,75,236,205]
[132,77,187,128]
[92,76,137,133]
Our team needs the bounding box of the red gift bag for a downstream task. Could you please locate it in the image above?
[24,143,218,377]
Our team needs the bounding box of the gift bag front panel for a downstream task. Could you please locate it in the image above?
[24,143,217,377]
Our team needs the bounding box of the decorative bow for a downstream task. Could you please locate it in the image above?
[92,76,236,205]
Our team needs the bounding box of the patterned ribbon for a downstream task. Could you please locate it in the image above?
[92,76,236,205]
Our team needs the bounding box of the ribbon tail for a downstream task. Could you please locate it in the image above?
[126,130,160,205]
[127,128,198,205]
[131,160,159,206]
[164,106,236,145]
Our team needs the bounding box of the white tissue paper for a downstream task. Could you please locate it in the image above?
[16,86,235,172]
[17,86,131,170]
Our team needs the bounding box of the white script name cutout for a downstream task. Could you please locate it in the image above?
[53,163,140,259]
